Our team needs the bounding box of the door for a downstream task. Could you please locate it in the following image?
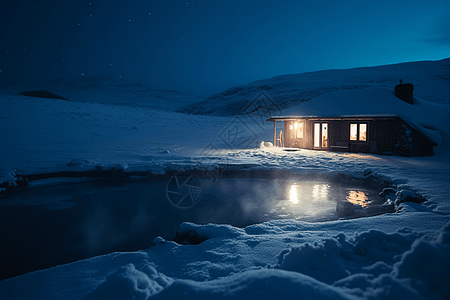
[314,123,328,148]
[322,123,328,147]
[314,123,320,148]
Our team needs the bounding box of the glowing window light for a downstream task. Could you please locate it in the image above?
[346,190,370,207]
[312,184,320,200]
[290,124,293,130]
[350,124,357,141]
[359,124,367,141]
[311,184,329,201]
[322,123,328,147]
[288,183,299,204]
[314,123,320,147]
[320,184,328,198]
[296,122,304,139]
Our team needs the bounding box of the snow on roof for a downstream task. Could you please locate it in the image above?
[179,58,450,116]
[269,87,448,146]
[268,114,399,120]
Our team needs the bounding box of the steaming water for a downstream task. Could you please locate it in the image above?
[0,176,390,280]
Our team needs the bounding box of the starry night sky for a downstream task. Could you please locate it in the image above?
[1,0,449,96]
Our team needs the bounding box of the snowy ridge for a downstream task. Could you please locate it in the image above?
[0,76,205,111]
[177,58,450,115]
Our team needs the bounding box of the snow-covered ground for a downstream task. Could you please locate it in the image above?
[1,60,450,300]
[0,76,205,111]
[178,58,450,115]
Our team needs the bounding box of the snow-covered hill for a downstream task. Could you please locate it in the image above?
[177,58,450,115]
[1,59,450,300]
[0,76,205,111]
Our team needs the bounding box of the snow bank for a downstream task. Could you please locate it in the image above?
[151,269,353,300]
[83,263,172,300]
[0,169,27,194]
[0,169,18,187]
[337,221,450,300]
[77,221,450,300]
[176,222,244,242]
[85,266,353,300]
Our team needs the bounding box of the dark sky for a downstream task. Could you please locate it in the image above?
[1,0,449,96]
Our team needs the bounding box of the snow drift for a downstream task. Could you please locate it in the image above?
[79,220,450,300]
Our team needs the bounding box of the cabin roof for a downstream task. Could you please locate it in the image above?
[266,88,441,146]
[267,114,398,121]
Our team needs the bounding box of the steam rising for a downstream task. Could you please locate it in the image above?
[0,176,386,280]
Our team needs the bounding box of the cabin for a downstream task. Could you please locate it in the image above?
[267,82,438,157]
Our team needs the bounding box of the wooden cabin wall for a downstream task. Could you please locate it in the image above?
[371,119,399,154]
[279,117,434,156]
[327,120,347,147]
[328,120,343,146]
[283,120,310,148]
[304,121,313,148]
[326,119,398,154]
[283,122,291,147]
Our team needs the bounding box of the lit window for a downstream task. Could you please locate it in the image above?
[359,124,367,141]
[296,122,304,138]
[350,124,357,141]
[350,123,368,141]
[322,123,328,147]
[290,124,293,130]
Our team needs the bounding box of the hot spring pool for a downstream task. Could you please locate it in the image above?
[0,173,393,280]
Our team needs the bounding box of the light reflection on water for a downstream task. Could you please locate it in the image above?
[286,182,330,204]
[288,183,299,204]
[271,180,373,220]
[0,177,389,281]
[346,190,370,207]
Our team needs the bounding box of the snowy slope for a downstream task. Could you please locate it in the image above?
[1,59,450,300]
[0,76,205,111]
[0,94,234,178]
[177,58,450,115]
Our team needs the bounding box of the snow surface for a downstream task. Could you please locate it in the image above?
[0,76,205,111]
[1,60,450,299]
[178,58,450,115]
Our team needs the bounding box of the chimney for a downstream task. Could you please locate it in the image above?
[395,79,414,105]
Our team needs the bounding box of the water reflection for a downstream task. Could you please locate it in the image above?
[285,181,330,204]
[0,177,389,281]
[288,183,299,204]
[346,190,370,207]
[312,183,329,201]
[312,184,320,200]
[277,181,334,220]
[272,180,377,220]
